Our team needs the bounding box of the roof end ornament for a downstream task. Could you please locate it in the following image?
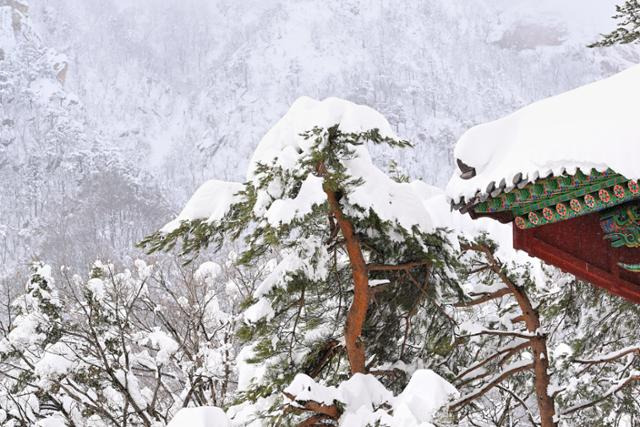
[457,158,476,180]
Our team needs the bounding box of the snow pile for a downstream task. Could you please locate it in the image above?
[0,314,43,352]
[144,329,179,365]
[283,370,458,426]
[264,174,326,226]
[167,407,230,427]
[160,96,436,236]
[284,373,342,405]
[447,64,640,203]
[236,345,267,392]
[246,96,396,179]
[249,96,432,233]
[34,343,74,382]
[393,370,460,424]
[243,298,275,323]
[161,180,244,233]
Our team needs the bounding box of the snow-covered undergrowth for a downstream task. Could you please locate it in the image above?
[167,369,458,427]
[284,370,458,427]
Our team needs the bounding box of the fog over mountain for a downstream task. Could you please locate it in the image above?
[2,0,638,277]
[30,0,634,186]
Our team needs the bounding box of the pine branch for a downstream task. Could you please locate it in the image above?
[450,362,535,410]
[282,391,341,419]
[458,329,537,340]
[589,0,640,47]
[367,260,431,271]
[561,374,640,416]
[454,287,512,308]
[454,340,532,384]
[573,346,640,365]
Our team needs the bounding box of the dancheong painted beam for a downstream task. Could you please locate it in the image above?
[451,166,640,303]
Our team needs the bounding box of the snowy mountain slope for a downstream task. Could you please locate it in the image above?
[0,2,171,284]
[29,0,638,204]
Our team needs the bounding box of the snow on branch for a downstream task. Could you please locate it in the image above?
[454,340,532,384]
[450,361,535,410]
[573,345,640,365]
[561,373,640,416]
[458,328,537,340]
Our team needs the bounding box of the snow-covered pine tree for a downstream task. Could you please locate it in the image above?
[451,237,558,427]
[450,234,640,427]
[142,97,461,424]
[590,0,640,46]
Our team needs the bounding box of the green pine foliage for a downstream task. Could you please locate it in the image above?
[590,1,640,47]
[141,125,463,422]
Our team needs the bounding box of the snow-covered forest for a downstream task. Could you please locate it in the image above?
[2,0,640,426]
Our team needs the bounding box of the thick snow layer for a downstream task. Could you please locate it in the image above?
[393,369,460,424]
[265,174,326,226]
[243,298,275,323]
[284,373,341,405]
[1,313,44,351]
[167,407,230,427]
[339,373,394,412]
[344,153,433,234]
[247,96,397,180]
[145,329,179,365]
[161,180,244,233]
[251,97,434,233]
[236,345,267,392]
[282,370,457,427]
[35,343,74,380]
[447,64,640,203]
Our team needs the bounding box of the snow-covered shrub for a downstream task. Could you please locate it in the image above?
[0,257,250,426]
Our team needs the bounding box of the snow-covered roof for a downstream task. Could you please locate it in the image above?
[446,64,640,207]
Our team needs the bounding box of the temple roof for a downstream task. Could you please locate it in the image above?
[446,64,640,217]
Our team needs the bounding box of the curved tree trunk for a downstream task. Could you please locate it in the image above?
[474,244,557,427]
[509,284,556,427]
[324,186,368,374]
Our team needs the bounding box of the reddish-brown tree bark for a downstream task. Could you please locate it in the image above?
[466,244,557,427]
[324,186,369,374]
